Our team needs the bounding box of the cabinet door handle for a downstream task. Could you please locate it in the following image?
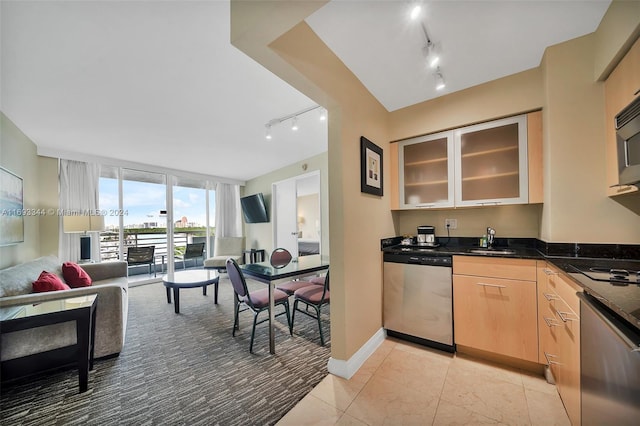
[476,282,506,289]
[543,292,560,301]
[416,203,435,208]
[543,317,559,327]
[555,309,578,322]
[543,268,558,276]
[544,352,562,365]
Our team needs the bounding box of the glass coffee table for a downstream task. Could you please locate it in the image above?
[162,270,220,314]
[0,294,98,392]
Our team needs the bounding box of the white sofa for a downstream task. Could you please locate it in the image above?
[0,255,128,361]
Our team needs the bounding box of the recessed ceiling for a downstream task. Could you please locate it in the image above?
[306,0,611,111]
[1,1,611,182]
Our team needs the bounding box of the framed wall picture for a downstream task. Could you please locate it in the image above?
[0,166,25,245]
[360,136,383,196]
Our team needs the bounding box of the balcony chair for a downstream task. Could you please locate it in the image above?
[176,242,205,269]
[126,246,156,277]
[291,270,330,346]
[203,237,244,272]
[226,258,292,353]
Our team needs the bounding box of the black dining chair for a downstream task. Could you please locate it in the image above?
[291,270,330,346]
[226,258,292,353]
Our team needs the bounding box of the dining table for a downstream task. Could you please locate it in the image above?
[239,254,330,354]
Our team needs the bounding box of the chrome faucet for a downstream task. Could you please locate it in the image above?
[487,227,496,248]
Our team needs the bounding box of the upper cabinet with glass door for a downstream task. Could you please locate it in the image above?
[454,115,529,206]
[398,131,455,209]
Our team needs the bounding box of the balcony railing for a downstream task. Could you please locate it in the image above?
[99,229,211,274]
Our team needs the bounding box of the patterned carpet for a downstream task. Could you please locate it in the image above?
[0,276,331,426]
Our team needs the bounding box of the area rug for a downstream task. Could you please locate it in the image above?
[1,276,331,425]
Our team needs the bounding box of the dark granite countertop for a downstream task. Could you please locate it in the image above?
[381,236,640,332]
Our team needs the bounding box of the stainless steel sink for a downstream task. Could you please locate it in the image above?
[468,248,516,255]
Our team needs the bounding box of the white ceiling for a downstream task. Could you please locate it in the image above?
[1,1,610,182]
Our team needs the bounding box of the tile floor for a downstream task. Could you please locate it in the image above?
[278,337,570,425]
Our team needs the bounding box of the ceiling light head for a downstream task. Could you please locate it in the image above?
[424,41,440,69]
[291,116,299,131]
[434,67,446,91]
[410,4,422,20]
[319,108,327,121]
[265,124,272,140]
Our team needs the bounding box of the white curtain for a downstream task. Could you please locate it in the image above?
[214,183,242,237]
[58,160,101,262]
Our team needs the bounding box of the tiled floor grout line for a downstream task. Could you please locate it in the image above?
[430,354,455,426]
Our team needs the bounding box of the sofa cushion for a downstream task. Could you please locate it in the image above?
[32,271,71,293]
[0,255,63,297]
[62,262,92,288]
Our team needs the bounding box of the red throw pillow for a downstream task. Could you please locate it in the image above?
[33,271,71,293]
[62,262,92,288]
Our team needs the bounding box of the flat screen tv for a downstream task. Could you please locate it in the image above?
[240,193,269,223]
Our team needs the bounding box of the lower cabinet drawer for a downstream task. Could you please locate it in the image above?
[453,275,538,362]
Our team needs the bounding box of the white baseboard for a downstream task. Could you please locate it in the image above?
[327,328,386,379]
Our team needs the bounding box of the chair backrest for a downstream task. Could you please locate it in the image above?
[127,246,155,265]
[270,248,292,268]
[226,258,249,299]
[214,237,244,257]
[320,270,330,302]
[184,242,205,259]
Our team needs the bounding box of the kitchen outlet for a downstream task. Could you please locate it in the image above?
[445,219,458,229]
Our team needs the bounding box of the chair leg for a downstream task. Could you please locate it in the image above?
[284,301,292,335]
[291,299,299,335]
[250,312,259,353]
[314,304,324,346]
[232,301,240,337]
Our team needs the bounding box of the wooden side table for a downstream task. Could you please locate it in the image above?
[0,294,98,392]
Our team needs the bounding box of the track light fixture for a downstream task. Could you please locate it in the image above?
[264,105,325,140]
[419,19,446,92]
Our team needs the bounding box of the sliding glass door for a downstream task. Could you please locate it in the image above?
[99,166,217,279]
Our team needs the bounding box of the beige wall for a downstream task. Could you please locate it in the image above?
[243,152,329,256]
[540,33,640,243]
[0,113,47,268]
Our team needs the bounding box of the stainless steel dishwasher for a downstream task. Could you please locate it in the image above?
[579,292,640,425]
[383,253,454,352]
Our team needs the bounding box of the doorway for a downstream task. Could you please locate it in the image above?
[272,171,321,259]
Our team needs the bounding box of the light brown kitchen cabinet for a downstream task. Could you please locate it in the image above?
[396,130,455,209]
[537,262,582,426]
[453,256,538,362]
[390,111,543,210]
[604,37,640,197]
[454,115,529,206]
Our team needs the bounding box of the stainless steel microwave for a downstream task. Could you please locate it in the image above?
[616,96,640,186]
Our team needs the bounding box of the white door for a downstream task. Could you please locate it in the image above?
[273,178,299,258]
